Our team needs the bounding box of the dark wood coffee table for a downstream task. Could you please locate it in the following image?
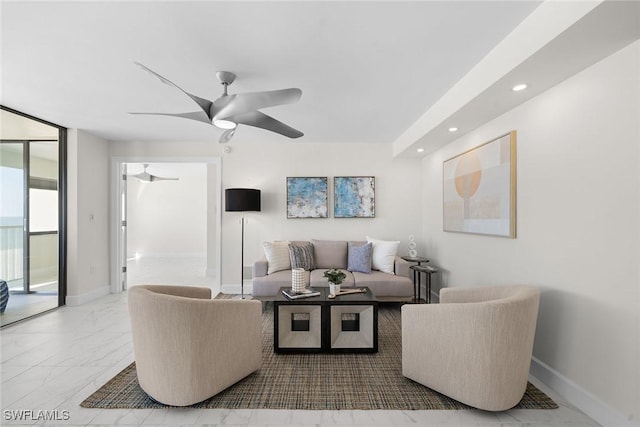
[274,287,378,353]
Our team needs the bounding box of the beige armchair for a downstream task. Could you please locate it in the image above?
[402,285,540,411]
[128,285,262,406]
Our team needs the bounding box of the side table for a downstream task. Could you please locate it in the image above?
[401,256,430,303]
[409,264,438,304]
[274,288,326,353]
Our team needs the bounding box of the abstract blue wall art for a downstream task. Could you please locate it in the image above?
[334,176,375,218]
[287,177,328,218]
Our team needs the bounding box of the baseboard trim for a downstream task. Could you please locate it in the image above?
[65,285,110,306]
[530,357,637,427]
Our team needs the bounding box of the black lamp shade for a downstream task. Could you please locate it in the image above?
[225,188,261,212]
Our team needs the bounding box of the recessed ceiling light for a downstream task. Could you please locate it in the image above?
[512,84,528,92]
[448,127,458,132]
[417,148,424,153]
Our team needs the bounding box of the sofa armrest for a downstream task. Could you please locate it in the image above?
[253,258,269,278]
[394,256,410,278]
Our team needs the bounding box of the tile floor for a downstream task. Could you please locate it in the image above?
[2,281,59,327]
[0,257,601,426]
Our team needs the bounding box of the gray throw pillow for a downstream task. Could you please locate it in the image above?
[289,242,316,271]
[347,242,372,273]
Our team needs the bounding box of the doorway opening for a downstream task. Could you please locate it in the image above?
[111,158,221,295]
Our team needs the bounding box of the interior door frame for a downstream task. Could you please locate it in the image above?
[110,156,222,294]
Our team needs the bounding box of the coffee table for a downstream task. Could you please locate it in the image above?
[274,287,378,353]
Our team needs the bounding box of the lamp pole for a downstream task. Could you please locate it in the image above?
[225,188,261,300]
[240,214,246,299]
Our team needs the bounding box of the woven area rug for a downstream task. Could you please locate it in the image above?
[81,299,558,410]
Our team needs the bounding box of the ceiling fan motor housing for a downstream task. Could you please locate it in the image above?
[216,71,236,86]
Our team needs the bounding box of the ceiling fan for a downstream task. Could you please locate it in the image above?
[131,62,303,143]
[130,164,179,183]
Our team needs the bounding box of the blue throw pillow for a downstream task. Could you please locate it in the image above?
[347,242,372,273]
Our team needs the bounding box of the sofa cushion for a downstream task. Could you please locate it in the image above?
[289,242,315,271]
[310,269,355,287]
[366,236,400,274]
[347,241,372,273]
[311,239,348,269]
[251,270,293,297]
[263,241,291,274]
[351,271,413,297]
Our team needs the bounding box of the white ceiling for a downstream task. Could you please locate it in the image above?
[1,1,638,157]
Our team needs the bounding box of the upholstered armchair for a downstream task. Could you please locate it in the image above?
[128,285,262,406]
[402,285,540,411]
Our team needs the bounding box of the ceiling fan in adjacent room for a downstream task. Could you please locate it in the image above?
[130,62,304,143]
[129,164,179,183]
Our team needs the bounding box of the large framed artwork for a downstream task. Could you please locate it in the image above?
[334,176,375,218]
[443,131,516,238]
[286,177,328,218]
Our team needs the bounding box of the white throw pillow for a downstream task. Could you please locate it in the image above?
[263,241,291,274]
[366,236,399,274]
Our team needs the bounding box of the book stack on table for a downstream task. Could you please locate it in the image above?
[281,288,321,300]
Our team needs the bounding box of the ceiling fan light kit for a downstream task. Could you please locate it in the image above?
[131,63,303,144]
[213,119,237,130]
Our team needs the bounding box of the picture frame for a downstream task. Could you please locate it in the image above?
[334,176,375,218]
[443,131,516,238]
[286,177,328,218]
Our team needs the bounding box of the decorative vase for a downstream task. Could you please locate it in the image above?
[330,283,341,295]
[408,235,418,258]
[291,268,307,293]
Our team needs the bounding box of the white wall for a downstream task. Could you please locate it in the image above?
[126,163,207,258]
[109,141,423,291]
[67,129,110,304]
[221,142,422,290]
[421,41,639,425]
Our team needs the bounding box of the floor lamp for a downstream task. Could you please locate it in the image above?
[225,188,261,299]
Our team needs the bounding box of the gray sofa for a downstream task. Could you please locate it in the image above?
[251,239,414,301]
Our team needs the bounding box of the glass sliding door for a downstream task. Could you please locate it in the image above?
[0,143,25,293]
[0,107,66,326]
[28,141,59,305]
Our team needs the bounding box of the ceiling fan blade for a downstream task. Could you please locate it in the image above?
[231,111,303,139]
[148,176,179,182]
[135,62,214,120]
[211,88,302,121]
[131,172,152,182]
[129,111,212,125]
[130,172,179,182]
[219,128,235,144]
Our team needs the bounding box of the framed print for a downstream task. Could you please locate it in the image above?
[287,177,328,218]
[334,176,375,218]
[443,131,516,238]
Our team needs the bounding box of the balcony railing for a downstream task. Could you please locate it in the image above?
[0,225,22,282]
[0,225,58,287]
